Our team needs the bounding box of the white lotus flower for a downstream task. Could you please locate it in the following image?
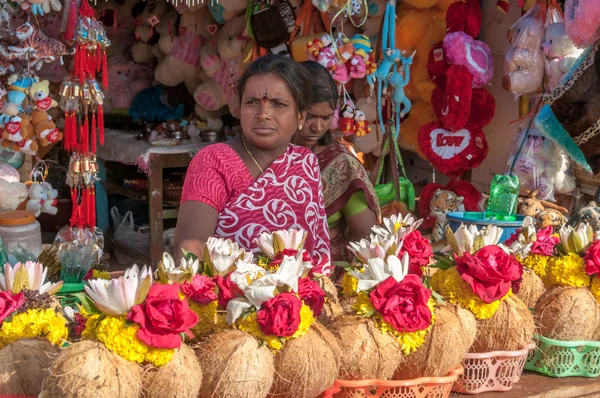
[254,229,307,259]
[203,237,250,276]
[559,223,594,254]
[156,252,199,284]
[507,217,537,258]
[348,233,399,264]
[372,214,420,240]
[0,261,63,295]
[351,253,409,292]
[85,264,153,316]
[226,255,308,325]
[445,224,503,256]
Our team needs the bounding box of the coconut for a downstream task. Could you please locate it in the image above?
[328,316,403,380]
[144,345,201,398]
[0,339,59,396]
[535,286,599,341]
[196,330,274,398]
[455,304,477,347]
[516,268,546,308]
[593,304,600,341]
[271,326,338,398]
[395,305,475,379]
[316,275,344,325]
[41,341,143,398]
[340,296,357,314]
[471,295,535,353]
[311,321,343,366]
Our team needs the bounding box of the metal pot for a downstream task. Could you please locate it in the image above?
[201,130,225,143]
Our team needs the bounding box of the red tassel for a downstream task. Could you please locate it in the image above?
[63,114,70,151]
[96,45,102,74]
[91,188,96,227]
[83,114,89,153]
[71,113,78,151]
[102,50,108,89]
[98,105,104,145]
[91,112,97,153]
[65,0,78,42]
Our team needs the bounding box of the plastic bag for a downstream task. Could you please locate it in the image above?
[503,3,545,97]
[111,207,149,265]
[54,226,104,283]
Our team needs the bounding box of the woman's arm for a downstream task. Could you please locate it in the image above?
[342,191,379,242]
[174,201,219,262]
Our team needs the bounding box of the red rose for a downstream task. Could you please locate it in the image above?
[269,248,300,268]
[530,226,559,256]
[455,245,523,304]
[215,274,244,309]
[127,284,198,349]
[0,291,25,323]
[297,277,325,317]
[504,230,519,247]
[181,274,218,305]
[585,240,600,276]
[398,231,434,276]
[83,268,94,281]
[369,275,432,333]
[257,292,302,337]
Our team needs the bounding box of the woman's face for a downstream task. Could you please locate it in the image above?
[295,101,335,148]
[240,74,305,151]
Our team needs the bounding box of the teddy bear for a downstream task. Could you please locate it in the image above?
[104,57,152,112]
[31,108,62,147]
[25,182,46,217]
[502,17,545,95]
[40,181,58,215]
[193,16,248,118]
[2,113,37,155]
[28,80,57,111]
[564,0,600,49]
[542,23,581,91]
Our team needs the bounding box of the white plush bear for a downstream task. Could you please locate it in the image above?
[40,181,58,215]
[542,23,581,91]
[25,183,47,217]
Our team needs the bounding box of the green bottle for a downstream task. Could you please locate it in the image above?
[0,237,8,269]
[486,174,520,218]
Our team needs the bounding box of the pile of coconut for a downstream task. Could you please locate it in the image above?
[534,225,600,342]
[432,225,535,353]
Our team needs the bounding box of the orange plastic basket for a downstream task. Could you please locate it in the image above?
[321,366,463,398]
[452,344,534,395]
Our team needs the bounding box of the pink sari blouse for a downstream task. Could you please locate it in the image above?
[181,143,331,275]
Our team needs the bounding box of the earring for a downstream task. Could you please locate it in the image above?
[299,124,303,130]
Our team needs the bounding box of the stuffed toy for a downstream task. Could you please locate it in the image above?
[502,17,545,95]
[31,108,62,147]
[443,31,493,88]
[431,65,473,131]
[0,178,27,212]
[445,0,481,38]
[338,103,357,136]
[28,80,57,111]
[2,113,37,155]
[0,90,26,126]
[542,23,581,91]
[209,0,248,24]
[40,181,58,215]
[399,100,434,157]
[134,0,169,44]
[429,189,464,242]
[25,182,46,217]
[105,57,151,112]
[518,188,568,218]
[354,110,371,137]
[130,85,185,123]
[194,16,248,118]
[564,0,600,48]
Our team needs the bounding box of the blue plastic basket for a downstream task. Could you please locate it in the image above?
[446,212,525,243]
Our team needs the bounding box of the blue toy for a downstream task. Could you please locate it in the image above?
[388,51,415,138]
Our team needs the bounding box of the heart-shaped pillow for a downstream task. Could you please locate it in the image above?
[418,121,489,176]
[443,32,493,88]
[431,65,473,131]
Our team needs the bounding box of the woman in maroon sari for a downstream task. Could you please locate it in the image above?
[176,55,331,274]
[296,61,380,264]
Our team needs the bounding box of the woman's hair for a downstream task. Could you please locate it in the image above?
[301,61,338,110]
[236,54,313,113]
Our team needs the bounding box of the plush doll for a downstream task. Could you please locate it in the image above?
[431,65,473,131]
[443,31,493,88]
[28,80,57,111]
[134,0,169,44]
[542,23,581,91]
[0,178,27,212]
[503,17,545,95]
[351,34,373,59]
[25,182,46,217]
[40,181,58,215]
[564,0,600,48]
[31,108,61,146]
[338,103,357,136]
[2,113,37,155]
[398,100,434,157]
[419,180,482,231]
[349,54,367,79]
[105,58,143,111]
[0,90,26,126]
[331,63,351,84]
[445,0,481,38]
[429,189,464,242]
[354,110,371,137]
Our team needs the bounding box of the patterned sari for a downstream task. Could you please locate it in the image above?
[181,143,331,274]
[317,143,381,264]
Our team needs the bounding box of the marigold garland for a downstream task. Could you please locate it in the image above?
[0,308,68,348]
[341,273,359,297]
[257,256,279,273]
[516,254,550,279]
[92,270,111,280]
[354,293,436,355]
[431,267,510,320]
[236,304,315,351]
[591,277,600,305]
[188,300,227,338]
[94,315,174,367]
[545,253,590,288]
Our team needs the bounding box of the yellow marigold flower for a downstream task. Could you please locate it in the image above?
[353,291,376,315]
[517,254,550,279]
[257,256,280,273]
[591,277,600,305]
[431,267,509,320]
[92,270,111,280]
[546,253,590,288]
[0,309,68,348]
[94,316,174,367]
[341,271,361,297]
[189,300,219,339]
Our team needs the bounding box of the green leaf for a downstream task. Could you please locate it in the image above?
[333,261,352,270]
[180,332,188,342]
[240,307,256,321]
[361,309,376,318]
[431,291,446,306]
[182,248,199,262]
[202,261,213,278]
[124,318,135,328]
[72,293,101,315]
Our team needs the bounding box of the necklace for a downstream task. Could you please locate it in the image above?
[242,134,264,173]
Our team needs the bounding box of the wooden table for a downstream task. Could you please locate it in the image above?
[451,373,600,397]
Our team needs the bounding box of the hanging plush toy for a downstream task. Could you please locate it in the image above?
[542,23,581,91]
[338,102,356,135]
[0,23,72,69]
[29,80,58,111]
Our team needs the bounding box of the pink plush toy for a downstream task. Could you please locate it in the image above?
[542,23,580,91]
[105,58,151,111]
[443,32,493,88]
[332,63,350,84]
[564,0,600,48]
[349,54,367,79]
[502,17,545,95]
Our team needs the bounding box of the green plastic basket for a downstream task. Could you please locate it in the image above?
[525,334,600,378]
[56,283,85,309]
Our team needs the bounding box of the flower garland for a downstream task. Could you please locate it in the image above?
[188,300,227,338]
[0,308,68,348]
[236,303,315,351]
[341,272,359,297]
[516,254,550,279]
[355,292,436,355]
[431,267,511,319]
[94,315,174,367]
[545,252,590,288]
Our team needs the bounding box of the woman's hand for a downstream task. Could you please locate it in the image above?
[174,201,219,263]
[345,207,379,242]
